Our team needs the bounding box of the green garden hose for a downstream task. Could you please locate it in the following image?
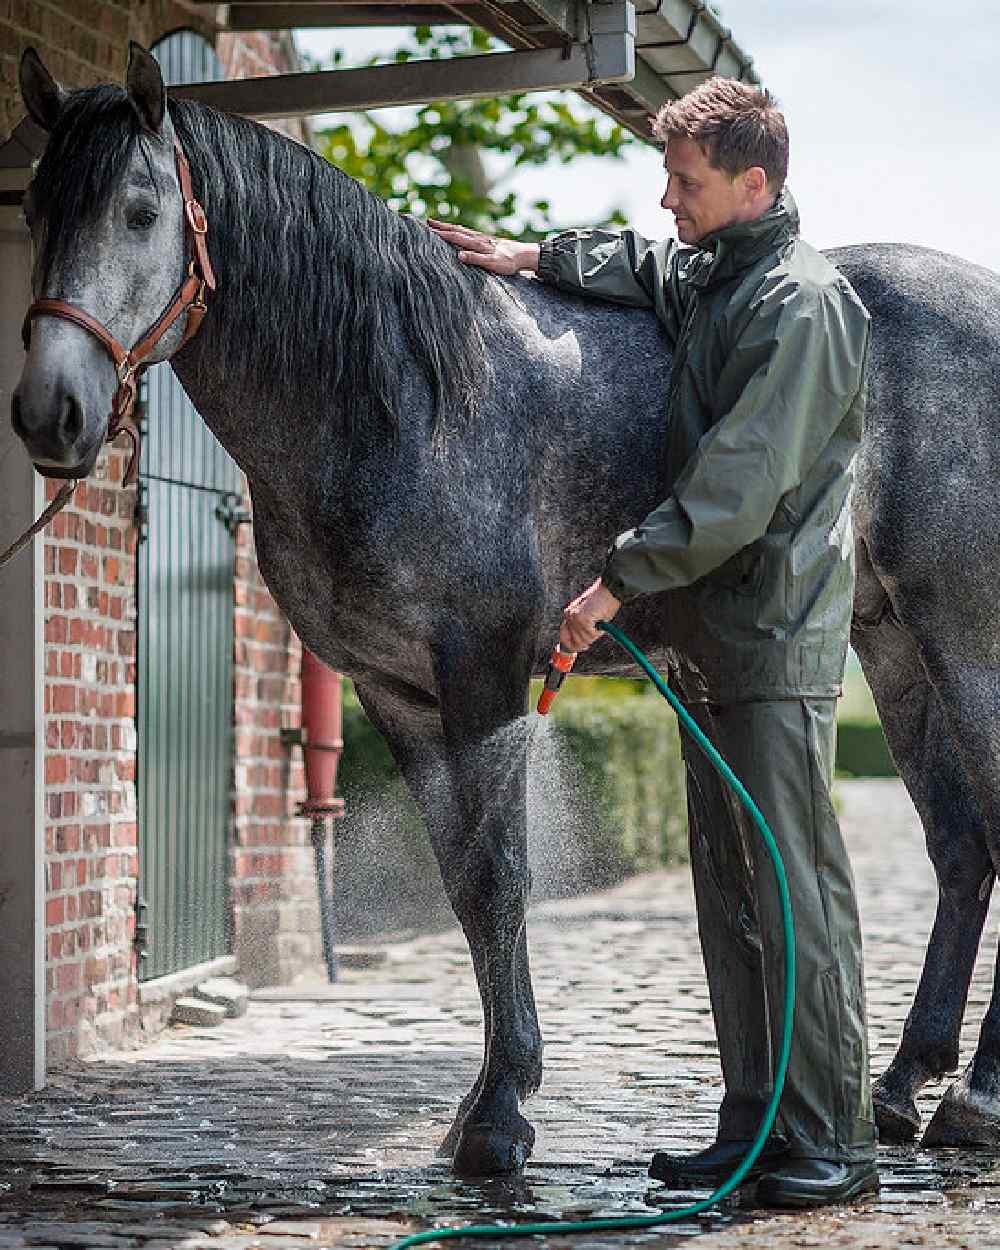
[391,619,796,1248]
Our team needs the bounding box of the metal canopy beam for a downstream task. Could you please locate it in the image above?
[173,46,629,117]
[173,0,634,118]
[228,4,472,27]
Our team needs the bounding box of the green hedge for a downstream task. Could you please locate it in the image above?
[543,696,687,879]
[835,721,896,778]
[835,666,897,778]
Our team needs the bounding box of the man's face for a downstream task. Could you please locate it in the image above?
[661,134,761,245]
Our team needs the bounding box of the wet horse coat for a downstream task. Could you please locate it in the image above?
[13,46,1000,1166]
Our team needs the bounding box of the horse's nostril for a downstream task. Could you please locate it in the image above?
[10,391,26,440]
[61,392,83,443]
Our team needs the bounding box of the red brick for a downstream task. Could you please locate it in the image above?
[51,683,75,713]
[57,963,80,993]
[45,755,68,784]
[85,956,108,984]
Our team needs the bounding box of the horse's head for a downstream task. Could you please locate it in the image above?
[13,44,192,479]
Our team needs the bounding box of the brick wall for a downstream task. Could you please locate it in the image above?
[1,2,209,140]
[42,451,139,1062]
[3,3,320,1059]
[1,3,306,144]
[232,523,318,987]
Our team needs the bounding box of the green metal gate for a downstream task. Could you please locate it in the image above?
[135,369,244,981]
[136,30,240,982]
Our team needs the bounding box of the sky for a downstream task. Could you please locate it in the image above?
[295,0,1000,272]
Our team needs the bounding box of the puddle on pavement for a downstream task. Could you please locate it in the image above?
[1,1150,1000,1250]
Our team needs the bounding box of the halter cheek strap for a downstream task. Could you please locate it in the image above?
[19,138,216,490]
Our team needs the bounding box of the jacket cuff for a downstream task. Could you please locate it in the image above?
[537,232,586,286]
[602,531,641,603]
[536,239,563,286]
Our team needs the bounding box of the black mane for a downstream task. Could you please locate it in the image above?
[29,84,493,444]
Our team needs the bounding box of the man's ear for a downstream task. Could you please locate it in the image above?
[747,166,769,198]
[19,47,68,132]
[126,41,165,134]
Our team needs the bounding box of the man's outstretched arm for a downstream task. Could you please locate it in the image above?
[428,218,689,344]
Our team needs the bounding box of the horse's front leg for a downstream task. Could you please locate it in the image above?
[355,637,542,1176]
[430,627,543,1175]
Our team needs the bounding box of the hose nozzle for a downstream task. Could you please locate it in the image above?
[537,643,577,715]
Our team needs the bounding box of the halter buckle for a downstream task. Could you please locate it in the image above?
[185,199,209,235]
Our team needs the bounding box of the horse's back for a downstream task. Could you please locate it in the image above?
[828,243,1000,602]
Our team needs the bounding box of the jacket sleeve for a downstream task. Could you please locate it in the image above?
[601,277,871,603]
[537,229,691,347]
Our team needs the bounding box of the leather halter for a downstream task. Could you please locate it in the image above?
[20,138,216,488]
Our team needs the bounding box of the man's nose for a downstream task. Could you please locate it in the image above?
[662,179,679,211]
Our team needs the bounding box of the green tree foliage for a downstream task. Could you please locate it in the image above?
[311,25,637,238]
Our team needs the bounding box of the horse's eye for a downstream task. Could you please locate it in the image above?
[127,208,158,231]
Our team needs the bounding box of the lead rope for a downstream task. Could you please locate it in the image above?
[0,478,78,569]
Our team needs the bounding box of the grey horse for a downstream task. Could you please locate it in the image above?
[12,44,1000,1170]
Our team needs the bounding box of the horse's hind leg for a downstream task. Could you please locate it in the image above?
[852,542,993,1142]
[356,643,542,1176]
[905,639,1000,1147]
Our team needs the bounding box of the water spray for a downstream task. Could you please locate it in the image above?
[391,619,796,1248]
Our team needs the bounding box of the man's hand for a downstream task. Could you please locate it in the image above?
[560,579,622,653]
[428,219,540,276]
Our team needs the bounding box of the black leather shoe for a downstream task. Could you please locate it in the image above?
[649,1135,790,1187]
[755,1158,879,1208]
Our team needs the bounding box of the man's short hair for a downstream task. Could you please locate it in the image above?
[653,77,789,192]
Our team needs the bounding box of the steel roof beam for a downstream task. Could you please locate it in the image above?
[227,1,472,26]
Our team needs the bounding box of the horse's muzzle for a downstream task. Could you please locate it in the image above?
[11,381,103,479]
[33,459,95,480]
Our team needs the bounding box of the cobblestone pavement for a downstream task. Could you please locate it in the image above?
[3,778,1000,1249]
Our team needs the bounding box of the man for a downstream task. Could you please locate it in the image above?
[429,77,876,1208]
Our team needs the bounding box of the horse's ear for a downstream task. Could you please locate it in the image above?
[125,41,165,135]
[19,48,68,133]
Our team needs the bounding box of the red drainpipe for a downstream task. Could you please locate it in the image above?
[299,649,345,981]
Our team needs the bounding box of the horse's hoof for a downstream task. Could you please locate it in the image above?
[451,1117,535,1176]
[873,1092,920,1143]
[923,1077,1000,1147]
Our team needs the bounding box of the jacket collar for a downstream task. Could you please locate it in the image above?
[688,188,799,288]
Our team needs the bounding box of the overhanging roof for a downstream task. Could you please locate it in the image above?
[188,0,760,142]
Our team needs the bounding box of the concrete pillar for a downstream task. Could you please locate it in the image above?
[0,184,46,1093]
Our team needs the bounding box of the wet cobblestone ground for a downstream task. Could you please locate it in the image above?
[3,778,1000,1249]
